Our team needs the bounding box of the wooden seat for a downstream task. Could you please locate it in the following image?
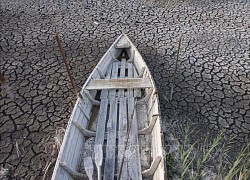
[85,78,152,90]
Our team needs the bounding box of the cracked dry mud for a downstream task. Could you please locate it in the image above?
[0,0,249,179]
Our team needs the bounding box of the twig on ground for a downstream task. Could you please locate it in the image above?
[170,37,182,101]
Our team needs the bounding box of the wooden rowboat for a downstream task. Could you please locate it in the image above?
[52,34,166,180]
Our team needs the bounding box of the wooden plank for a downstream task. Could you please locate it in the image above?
[127,63,134,97]
[108,62,119,97]
[104,98,118,180]
[103,62,119,179]
[117,97,128,179]
[94,63,112,178]
[118,59,126,97]
[133,66,142,98]
[101,64,112,98]
[94,99,109,150]
[86,78,152,90]
[127,97,142,180]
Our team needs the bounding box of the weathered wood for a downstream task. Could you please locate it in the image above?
[115,35,131,48]
[86,78,152,90]
[138,88,153,103]
[127,63,134,97]
[110,51,119,62]
[83,90,100,106]
[142,156,162,177]
[127,98,142,180]
[101,64,112,98]
[94,144,103,180]
[93,64,112,179]
[97,68,105,79]
[127,49,135,63]
[73,121,95,137]
[139,114,159,135]
[133,66,142,98]
[60,161,84,179]
[104,98,118,180]
[117,97,128,179]
[78,100,90,120]
[94,99,108,164]
[138,67,146,78]
[136,103,150,170]
[67,100,93,177]
[83,157,94,180]
[118,59,126,97]
[58,105,84,179]
[147,92,157,116]
[109,62,119,97]
[52,34,165,180]
[103,62,119,179]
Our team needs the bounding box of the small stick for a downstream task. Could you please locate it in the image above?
[170,37,182,101]
[55,32,78,99]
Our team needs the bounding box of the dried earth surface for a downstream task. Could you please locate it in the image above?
[0,0,249,179]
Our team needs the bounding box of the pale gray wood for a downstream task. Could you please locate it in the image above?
[118,59,126,97]
[117,97,128,179]
[142,156,162,177]
[94,99,109,156]
[127,63,134,97]
[60,161,84,179]
[115,35,131,48]
[136,102,151,170]
[94,64,112,178]
[127,97,142,180]
[110,51,120,62]
[101,64,112,98]
[133,66,142,98]
[78,100,90,120]
[83,90,100,106]
[58,106,83,180]
[108,62,119,98]
[138,88,153,104]
[138,67,146,78]
[97,68,105,79]
[148,93,157,116]
[73,121,95,137]
[103,62,119,179]
[94,144,103,180]
[83,157,94,180]
[86,78,152,90]
[67,98,93,178]
[104,98,118,180]
[127,49,135,63]
[139,114,159,135]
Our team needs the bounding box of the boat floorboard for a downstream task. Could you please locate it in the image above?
[79,60,150,180]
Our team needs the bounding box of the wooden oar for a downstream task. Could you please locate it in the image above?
[94,144,103,180]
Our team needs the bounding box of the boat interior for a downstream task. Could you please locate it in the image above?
[52,35,165,180]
